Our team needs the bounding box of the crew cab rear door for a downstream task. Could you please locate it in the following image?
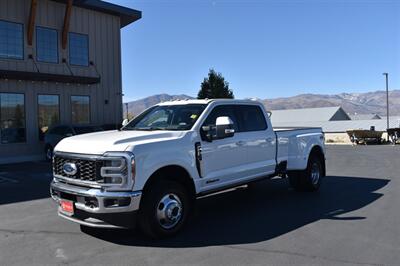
[235,104,276,176]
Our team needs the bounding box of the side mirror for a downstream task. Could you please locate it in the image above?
[122,119,129,127]
[215,116,235,139]
[266,111,272,118]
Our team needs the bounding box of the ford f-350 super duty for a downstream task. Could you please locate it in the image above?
[50,99,326,238]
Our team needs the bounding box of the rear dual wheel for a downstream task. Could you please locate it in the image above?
[288,154,324,192]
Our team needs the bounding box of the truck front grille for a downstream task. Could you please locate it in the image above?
[53,155,103,182]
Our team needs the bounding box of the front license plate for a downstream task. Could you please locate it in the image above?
[60,200,74,216]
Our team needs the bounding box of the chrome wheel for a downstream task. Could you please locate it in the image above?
[156,193,183,230]
[310,162,321,185]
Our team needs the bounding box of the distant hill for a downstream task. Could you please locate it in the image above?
[262,90,400,115]
[124,90,400,116]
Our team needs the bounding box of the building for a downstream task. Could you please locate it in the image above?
[270,106,400,143]
[0,0,141,164]
[350,114,382,120]
[272,119,400,133]
[270,106,351,125]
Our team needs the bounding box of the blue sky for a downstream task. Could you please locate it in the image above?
[109,0,399,102]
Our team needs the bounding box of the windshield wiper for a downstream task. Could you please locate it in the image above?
[123,127,166,131]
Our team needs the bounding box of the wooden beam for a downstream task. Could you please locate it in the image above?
[62,0,73,50]
[27,0,37,46]
[0,69,101,85]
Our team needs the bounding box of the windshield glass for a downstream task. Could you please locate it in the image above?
[123,104,207,131]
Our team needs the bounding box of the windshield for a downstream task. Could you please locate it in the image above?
[123,104,207,131]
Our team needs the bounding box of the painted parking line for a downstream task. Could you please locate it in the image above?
[0,175,19,184]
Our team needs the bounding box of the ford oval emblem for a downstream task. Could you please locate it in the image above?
[63,163,78,176]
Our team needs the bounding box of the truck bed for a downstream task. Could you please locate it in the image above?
[274,127,324,171]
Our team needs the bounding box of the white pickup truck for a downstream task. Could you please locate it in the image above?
[50,99,325,238]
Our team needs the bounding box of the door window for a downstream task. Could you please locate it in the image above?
[202,105,239,131]
[201,105,240,140]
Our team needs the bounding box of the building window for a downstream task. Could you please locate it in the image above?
[71,96,90,124]
[69,33,89,66]
[0,93,26,144]
[0,20,24,60]
[36,27,58,63]
[38,95,60,141]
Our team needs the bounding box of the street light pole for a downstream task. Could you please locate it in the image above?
[383,73,389,141]
[125,103,129,119]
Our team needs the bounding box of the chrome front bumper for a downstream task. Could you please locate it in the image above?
[50,180,142,228]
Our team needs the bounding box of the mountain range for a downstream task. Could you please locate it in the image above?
[124,90,400,117]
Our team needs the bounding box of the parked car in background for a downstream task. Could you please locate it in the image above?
[44,125,104,161]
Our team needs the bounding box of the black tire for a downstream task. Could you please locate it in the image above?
[138,180,191,239]
[45,145,53,162]
[288,153,324,192]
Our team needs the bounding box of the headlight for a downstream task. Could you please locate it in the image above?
[131,158,136,183]
[100,152,135,186]
[101,158,127,184]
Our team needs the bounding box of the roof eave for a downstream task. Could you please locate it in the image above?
[52,0,142,28]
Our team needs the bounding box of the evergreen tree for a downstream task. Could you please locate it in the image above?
[197,69,234,99]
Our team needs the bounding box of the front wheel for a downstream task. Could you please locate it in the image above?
[138,180,191,238]
[288,154,324,192]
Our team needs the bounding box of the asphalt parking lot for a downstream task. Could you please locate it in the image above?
[0,145,399,266]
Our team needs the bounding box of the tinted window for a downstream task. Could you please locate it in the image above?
[38,95,60,140]
[36,27,58,63]
[69,33,89,66]
[203,105,239,132]
[71,96,90,124]
[0,20,23,59]
[237,105,267,132]
[0,93,26,143]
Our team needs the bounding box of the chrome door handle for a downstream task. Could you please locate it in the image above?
[266,137,274,142]
[236,141,245,146]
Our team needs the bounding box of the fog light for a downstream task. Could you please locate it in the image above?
[104,197,131,208]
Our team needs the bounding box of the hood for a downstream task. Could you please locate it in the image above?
[54,130,185,155]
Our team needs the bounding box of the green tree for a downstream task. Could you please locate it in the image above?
[197,69,234,99]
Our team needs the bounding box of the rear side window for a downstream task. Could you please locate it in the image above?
[236,105,267,132]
